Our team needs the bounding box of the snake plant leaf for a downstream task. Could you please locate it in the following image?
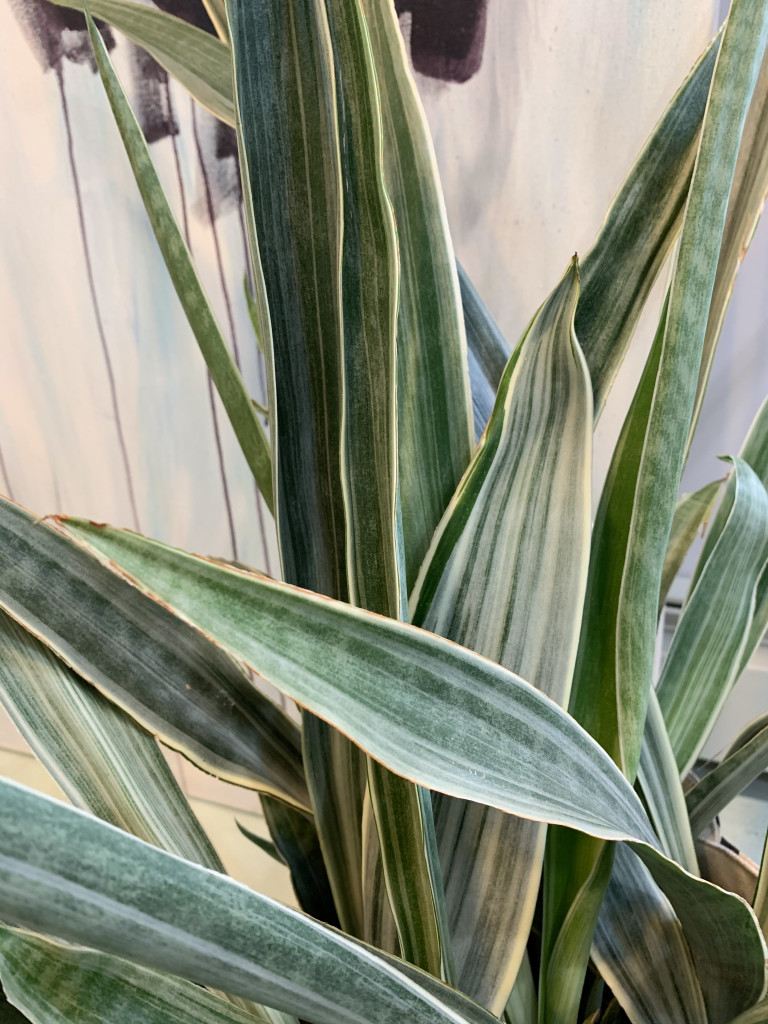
[85,14,272,512]
[0,928,278,1024]
[687,713,768,838]
[0,987,29,1024]
[657,458,768,775]
[0,609,221,871]
[576,31,720,415]
[410,260,592,1012]
[0,498,308,810]
[48,0,235,125]
[457,264,512,442]
[545,0,768,1006]
[361,794,399,956]
[0,780,501,1024]
[689,46,768,449]
[503,952,536,1024]
[636,691,698,874]
[638,843,767,1024]
[592,845,707,1024]
[49,519,768,1011]
[259,796,340,928]
[695,399,768,681]
[325,0,400,619]
[58,517,656,844]
[227,0,345,598]
[361,0,473,592]
[659,480,721,613]
[201,0,229,43]
[726,999,768,1024]
[226,0,366,938]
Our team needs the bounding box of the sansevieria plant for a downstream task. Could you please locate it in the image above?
[2,0,768,1022]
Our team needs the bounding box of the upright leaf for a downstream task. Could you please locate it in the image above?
[688,45,768,447]
[361,0,473,589]
[657,459,768,774]
[575,32,720,414]
[636,691,698,874]
[227,0,365,936]
[658,480,721,612]
[324,0,448,976]
[544,0,768,1012]
[410,261,592,1012]
[86,14,272,510]
[457,264,511,441]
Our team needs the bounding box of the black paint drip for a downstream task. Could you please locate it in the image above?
[395,0,489,83]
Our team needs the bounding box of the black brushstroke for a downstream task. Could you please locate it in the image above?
[57,68,141,532]
[9,0,114,71]
[151,0,215,35]
[129,46,178,145]
[396,0,488,83]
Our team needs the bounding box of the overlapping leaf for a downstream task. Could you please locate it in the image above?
[457,264,511,441]
[410,261,592,1012]
[0,609,220,870]
[0,780,500,1024]
[0,497,307,809]
[657,459,768,775]
[50,0,235,125]
[361,0,472,590]
[592,845,707,1024]
[40,518,768,1017]
[0,928,276,1024]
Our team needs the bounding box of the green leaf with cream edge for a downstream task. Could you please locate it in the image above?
[542,0,768,1017]
[409,260,591,1013]
[0,497,307,811]
[51,515,768,1015]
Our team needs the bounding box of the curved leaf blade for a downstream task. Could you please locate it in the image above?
[687,713,768,837]
[61,518,653,844]
[0,498,308,810]
[49,0,235,125]
[0,928,275,1024]
[658,458,768,775]
[457,264,510,442]
[0,780,499,1024]
[411,261,592,1011]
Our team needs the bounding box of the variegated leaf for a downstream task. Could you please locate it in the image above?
[0,497,307,809]
[410,260,591,1012]
[657,459,768,774]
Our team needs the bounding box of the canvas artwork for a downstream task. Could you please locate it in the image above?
[1,0,763,563]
